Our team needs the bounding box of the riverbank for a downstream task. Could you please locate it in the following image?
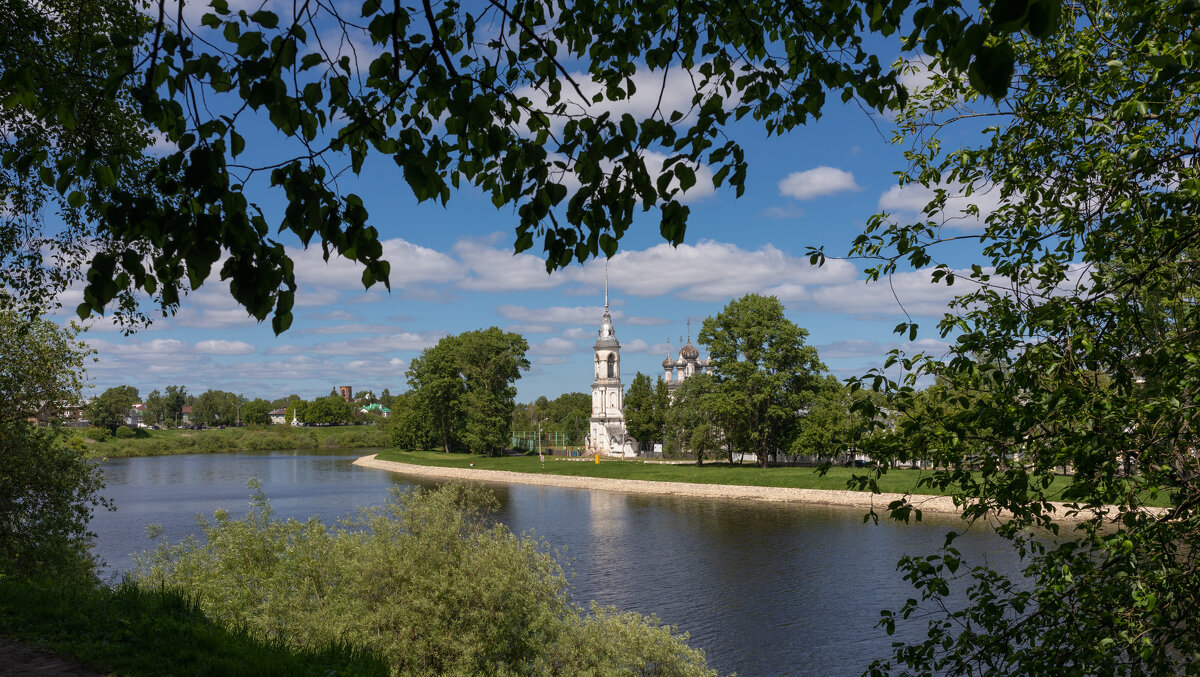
[75,425,388,459]
[356,454,1173,519]
[355,454,973,515]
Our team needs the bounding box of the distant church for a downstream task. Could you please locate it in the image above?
[661,323,712,395]
[585,279,711,457]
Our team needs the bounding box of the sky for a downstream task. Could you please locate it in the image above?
[46,6,1000,404]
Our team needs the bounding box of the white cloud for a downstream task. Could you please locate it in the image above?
[454,237,559,292]
[809,267,979,318]
[296,323,401,335]
[517,66,717,130]
[267,331,442,357]
[194,339,256,355]
[574,240,858,301]
[530,337,578,356]
[878,181,1006,230]
[498,304,615,326]
[290,238,458,291]
[778,167,861,200]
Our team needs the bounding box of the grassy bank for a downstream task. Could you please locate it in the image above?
[374,450,1174,507]
[0,577,388,677]
[75,425,388,459]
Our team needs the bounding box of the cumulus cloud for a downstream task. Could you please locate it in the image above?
[778,166,862,200]
[454,237,559,292]
[878,181,1006,230]
[194,339,256,355]
[809,267,980,318]
[268,331,442,357]
[517,66,719,130]
[530,337,579,356]
[573,240,858,301]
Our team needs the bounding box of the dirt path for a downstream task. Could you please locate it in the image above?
[0,638,104,676]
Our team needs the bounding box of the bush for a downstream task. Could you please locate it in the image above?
[135,483,714,676]
[85,426,110,442]
[0,420,106,578]
[115,425,135,439]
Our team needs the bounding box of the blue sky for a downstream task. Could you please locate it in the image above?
[49,9,1000,403]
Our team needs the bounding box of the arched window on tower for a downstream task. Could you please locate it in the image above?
[606,354,615,378]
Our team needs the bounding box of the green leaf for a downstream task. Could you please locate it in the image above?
[67,191,86,208]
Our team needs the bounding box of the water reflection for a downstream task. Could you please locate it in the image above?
[92,450,1022,676]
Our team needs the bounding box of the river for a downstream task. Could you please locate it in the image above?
[90,449,1023,676]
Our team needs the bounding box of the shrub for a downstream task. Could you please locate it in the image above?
[85,426,110,442]
[135,483,714,676]
[0,420,107,578]
[115,426,135,439]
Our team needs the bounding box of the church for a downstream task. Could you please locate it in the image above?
[585,279,638,457]
[584,281,711,457]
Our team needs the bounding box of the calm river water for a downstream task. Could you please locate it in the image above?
[90,449,1022,676]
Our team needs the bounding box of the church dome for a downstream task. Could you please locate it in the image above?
[680,342,699,360]
[674,356,687,368]
[662,354,674,369]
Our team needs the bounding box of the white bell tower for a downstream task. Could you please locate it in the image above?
[587,266,630,456]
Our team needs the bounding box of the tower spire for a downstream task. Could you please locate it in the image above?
[604,261,609,310]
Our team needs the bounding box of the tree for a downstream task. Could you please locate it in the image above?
[408,328,529,455]
[0,313,105,578]
[2,0,1050,331]
[789,375,858,465]
[160,385,188,427]
[0,312,89,422]
[305,395,354,426]
[241,398,273,426]
[456,328,531,455]
[699,294,825,468]
[86,385,139,433]
[663,373,721,464]
[284,399,308,426]
[839,1,1200,673]
[623,373,659,452]
[387,393,436,451]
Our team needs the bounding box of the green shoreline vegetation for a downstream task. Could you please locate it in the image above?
[72,425,389,459]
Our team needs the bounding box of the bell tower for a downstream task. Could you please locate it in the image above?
[587,267,628,456]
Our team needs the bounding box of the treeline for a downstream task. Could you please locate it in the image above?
[627,294,884,467]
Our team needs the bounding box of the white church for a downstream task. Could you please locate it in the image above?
[584,281,711,458]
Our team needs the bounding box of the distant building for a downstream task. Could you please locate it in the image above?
[338,385,353,403]
[181,405,193,425]
[359,403,391,418]
[268,408,287,425]
[661,323,712,396]
[128,403,147,428]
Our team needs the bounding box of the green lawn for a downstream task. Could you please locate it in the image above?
[373,450,1175,508]
[376,450,960,495]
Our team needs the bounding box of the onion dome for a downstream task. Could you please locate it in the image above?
[662,354,674,369]
[680,342,699,360]
[675,355,687,368]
